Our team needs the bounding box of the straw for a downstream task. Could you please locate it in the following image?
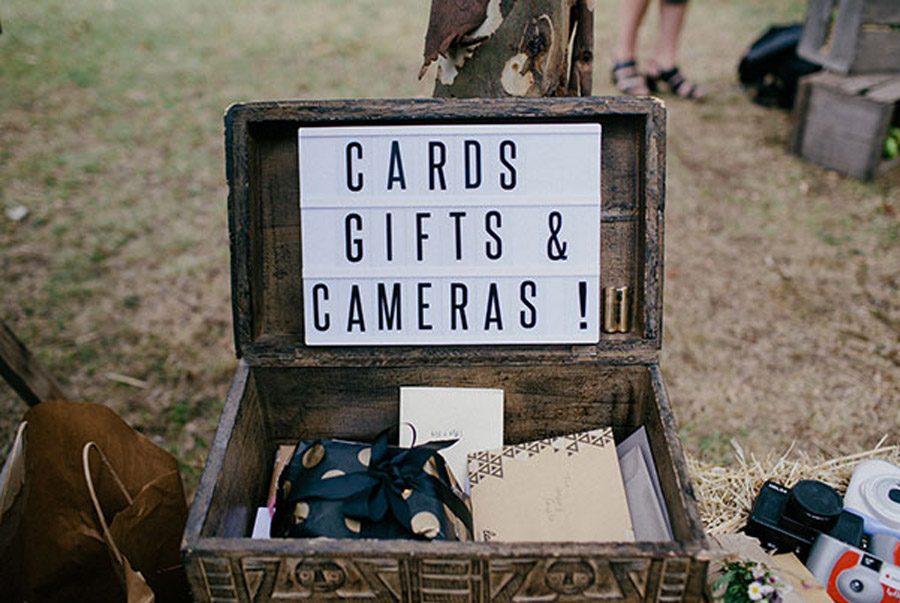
[689,437,900,535]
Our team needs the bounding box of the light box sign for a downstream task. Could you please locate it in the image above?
[299,123,601,346]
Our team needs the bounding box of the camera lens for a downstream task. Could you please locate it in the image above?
[849,579,864,593]
[890,488,900,505]
[785,480,842,532]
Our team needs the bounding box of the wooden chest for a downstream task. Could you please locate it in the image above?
[182,98,709,602]
[798,0,900,75]
[791,71,900,179]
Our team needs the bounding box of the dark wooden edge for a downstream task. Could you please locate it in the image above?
[797,0,830,69]
[866,83,897,181]
[789,73,815,156]
[798,0,865,74]
[183,359,251,547]
[643,101,665,344]
[224,97,666,366]
[184,534,703,561]
[0,319,68,406]
[240,339,661,367]
[647,364,708,550]
[225,106,254,359]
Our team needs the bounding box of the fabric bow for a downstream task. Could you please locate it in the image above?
[296,428,472,539]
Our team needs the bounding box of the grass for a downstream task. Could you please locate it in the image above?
[2,0,898,497]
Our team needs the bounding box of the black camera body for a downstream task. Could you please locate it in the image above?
[745,480,865,560]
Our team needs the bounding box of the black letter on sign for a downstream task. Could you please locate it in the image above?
[499,140,517,190]
[464,140,482,189]
[416,212,431,261]
[484,282,503,330]
[449,211,466,261]
[346,142,363,192]
[378,282,401,331]
[450,282,469,330]
[384,212,393,262]
[347,285,366,332]
[485,210,502,260]
[312,284,330,332]
[344,213,363,263]
[387,140,407,190]
[417,282,433,331]
[519,280,537,329]
[429,141,447,191]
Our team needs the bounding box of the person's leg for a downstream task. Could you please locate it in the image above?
[651,0,688,70]
[614,0,651,63]
[647,0,703,99]
[613,0,652,95]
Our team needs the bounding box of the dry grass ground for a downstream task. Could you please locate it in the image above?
[2,0,898,495]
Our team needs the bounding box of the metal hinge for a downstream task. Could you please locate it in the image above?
[603,286,630,334]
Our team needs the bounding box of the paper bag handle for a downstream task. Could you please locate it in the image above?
[82,441,155,603]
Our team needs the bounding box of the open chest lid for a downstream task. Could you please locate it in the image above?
[226,97,665,367]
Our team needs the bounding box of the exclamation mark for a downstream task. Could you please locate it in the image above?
[578,281,588,329]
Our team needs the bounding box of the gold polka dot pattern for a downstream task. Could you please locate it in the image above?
[302,443,325,469]
[357,447,371,467]
[411,511,441,539]
[293,502,310,524]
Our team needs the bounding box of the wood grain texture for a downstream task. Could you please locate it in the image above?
[183,363,709,601]
[566,0,594,96]
[192,362,268,540]
[0,319,68,405]
[799,0,900,74]
[224,98,665,365]
[251,363,646,443]
[791,71,900,180]
[185,546,708,602]
[183,96,711,602]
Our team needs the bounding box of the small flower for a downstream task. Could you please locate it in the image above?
[748,581,764,601]
[751,563,767,580]
[761,583,774,595]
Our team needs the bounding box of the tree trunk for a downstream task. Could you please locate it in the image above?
[423,0,594,98]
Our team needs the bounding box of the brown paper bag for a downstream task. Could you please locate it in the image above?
[0,422,28,601]
[2,400,190,602]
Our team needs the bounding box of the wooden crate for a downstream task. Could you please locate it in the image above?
[798,0,900,75]
[791,71,900,179]
[182,98,709,602]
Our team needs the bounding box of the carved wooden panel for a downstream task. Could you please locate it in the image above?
[196,554,700,602]
[489,557,653,601]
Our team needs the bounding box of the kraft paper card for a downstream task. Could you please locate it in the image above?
[468,427,635,542]
[399,387,504,492]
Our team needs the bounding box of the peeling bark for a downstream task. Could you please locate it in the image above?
[423,0,593,98]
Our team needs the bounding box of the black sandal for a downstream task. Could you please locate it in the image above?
[646,65,704,100]
[611,59,650,96]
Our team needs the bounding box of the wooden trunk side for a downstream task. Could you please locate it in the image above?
[252,363,646,445]
[186,539,707,602]
[799,0,900,74]
[192,361,269,541]
[853,31,900,75]
[789,74,814,156]
[225,98,665,367]
[791,72,897,179]
[185,363,708,602]
[642,104,665,345]
[643,366,707,547]
[861,0,900,21]
[797,0,832,68]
